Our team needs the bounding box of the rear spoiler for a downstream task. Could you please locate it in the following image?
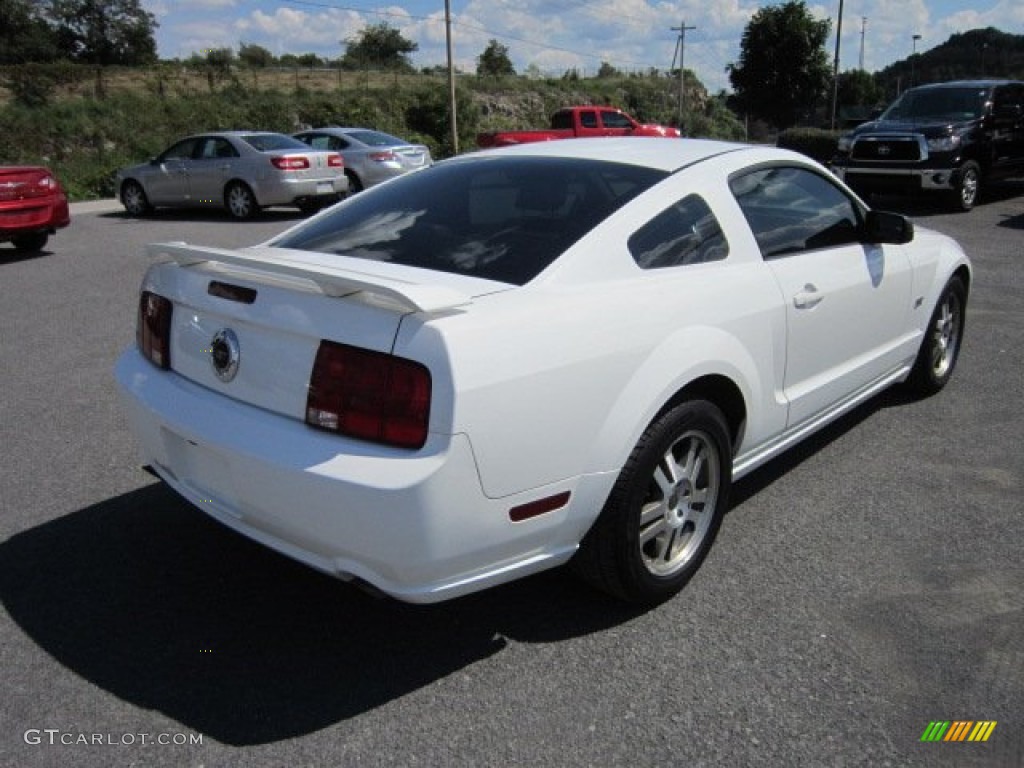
[148,242,473,313]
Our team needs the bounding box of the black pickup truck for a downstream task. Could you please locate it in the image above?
[831,79,1024,211]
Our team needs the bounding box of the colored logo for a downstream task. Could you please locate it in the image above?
[921,721,997,743]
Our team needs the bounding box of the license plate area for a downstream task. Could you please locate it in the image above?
[161,427,240,514]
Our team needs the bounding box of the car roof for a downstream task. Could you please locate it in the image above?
[303,127,395,137]
[908,79,1024,91]
[183,131,287,139]
[468,137,760,173]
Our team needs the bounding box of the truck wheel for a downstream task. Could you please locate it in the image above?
[950,161,981,212]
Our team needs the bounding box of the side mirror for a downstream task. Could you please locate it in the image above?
[864,210,914,244]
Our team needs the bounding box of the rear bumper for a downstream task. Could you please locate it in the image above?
[115,348,591,602]
[254,175,348,207]
[0,195,70,237]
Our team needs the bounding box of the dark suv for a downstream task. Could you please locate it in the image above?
[831,80,1024,211]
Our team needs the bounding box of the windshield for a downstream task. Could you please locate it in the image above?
[272,156,666,285]
[881,87,989,121]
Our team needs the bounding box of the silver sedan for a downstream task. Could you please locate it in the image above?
[292,127,432,193]
[117,132,349,220]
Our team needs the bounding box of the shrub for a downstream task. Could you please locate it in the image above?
[777,128,842,164]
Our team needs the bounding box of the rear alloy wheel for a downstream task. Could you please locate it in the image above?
[11,232,48,252]
[121,180,151,217]
[951,161,981,212]
[905,277,966,397]
[225,181,259,220]
[574,400,732,604]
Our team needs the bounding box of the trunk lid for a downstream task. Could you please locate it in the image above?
[145,241,508,422]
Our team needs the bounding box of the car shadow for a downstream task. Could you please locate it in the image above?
[0,385,918,746]
[0,247,53,265]
[728,385,910,510]
[99,208,309,224]
[866,178,1024,218]
[0,483,645,746]
[998,211,1024,230]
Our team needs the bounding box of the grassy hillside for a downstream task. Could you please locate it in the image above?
[0,65,744,200]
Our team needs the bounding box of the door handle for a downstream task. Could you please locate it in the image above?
[793,284,823,309]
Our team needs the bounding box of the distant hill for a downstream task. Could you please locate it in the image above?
[875,27,1024,99]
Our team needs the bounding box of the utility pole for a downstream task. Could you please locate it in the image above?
[445,0,458,155]
[670,19,696,134]
[859,17,867,71]
[830,0,844,130]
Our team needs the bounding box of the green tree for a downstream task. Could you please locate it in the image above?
[0,0,58,63]
[340,22,417,71]
[238,42,274,68]
[295,53,323,68]
[727,0,831,129]
[837,69,884,109]
[477,39,515,78]
[50,0,158,66]
[204,47,234,70]
[596,61,621,79]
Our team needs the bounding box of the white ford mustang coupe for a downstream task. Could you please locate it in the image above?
[116,138,971,604]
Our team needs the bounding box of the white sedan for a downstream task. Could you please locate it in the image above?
[115,138,971,604]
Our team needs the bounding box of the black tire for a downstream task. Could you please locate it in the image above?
[345,170,363,195]
[950,161,981,212]
[120,180,151,217]
[224,181,259,220]
[905,277,967,397]
[11,232,48,252]
[574,400,732,605]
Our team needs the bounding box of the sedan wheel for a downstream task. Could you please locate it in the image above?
[121,180,151,217]
[906,277,966,396]
[574,400,731,604]
[225,182,258,220]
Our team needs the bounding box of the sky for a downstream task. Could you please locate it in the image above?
[144,0,1024,92]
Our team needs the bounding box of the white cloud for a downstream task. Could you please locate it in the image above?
[234,7,365,56]
[151,1,1024,90]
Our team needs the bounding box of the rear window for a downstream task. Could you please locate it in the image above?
[240,133,309,152]
[346,130,404,147]
[272,156,666,285]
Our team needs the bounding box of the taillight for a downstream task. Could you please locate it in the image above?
[368,151,397,162]
[327,154,344,167]
[137,291,173,370]
[271,155,310,170]
[306,341,431,449]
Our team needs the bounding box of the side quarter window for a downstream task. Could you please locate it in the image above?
[728,166,863,259]
[628,194,729,269]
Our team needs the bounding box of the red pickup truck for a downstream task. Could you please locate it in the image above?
[477,106,681,148]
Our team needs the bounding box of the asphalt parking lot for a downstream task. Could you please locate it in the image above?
[1,185,1022,767]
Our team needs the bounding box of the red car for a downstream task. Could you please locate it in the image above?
[0,166,71,252]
